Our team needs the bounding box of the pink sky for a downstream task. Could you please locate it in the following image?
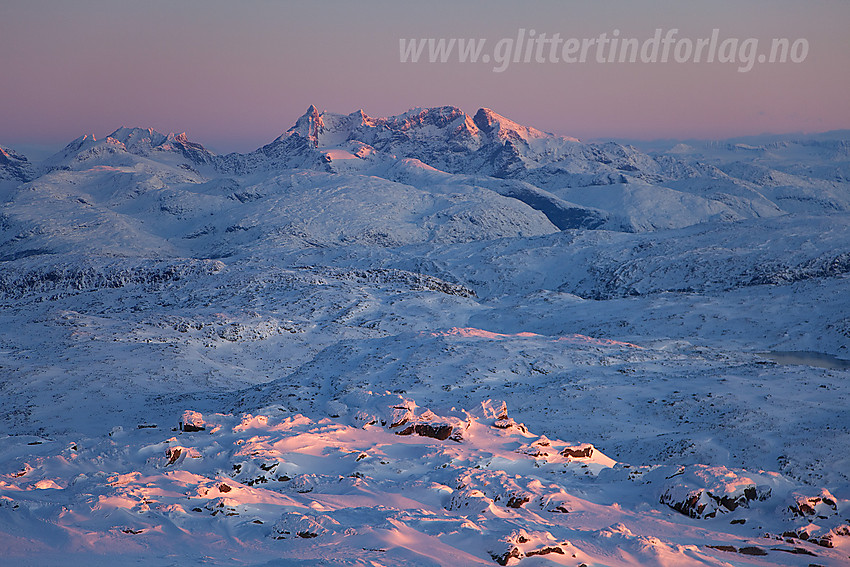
[1,0,848,154]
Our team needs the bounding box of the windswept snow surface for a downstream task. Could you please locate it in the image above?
[1,107,850,565]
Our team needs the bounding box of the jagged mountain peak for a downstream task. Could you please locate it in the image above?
[0,144,35,183]
[167,132,190,144]
[38,134,99,168]
[0,145,29,164]
[389,106,467,128]
[473,107,572,143]
[349,108,370,123]
[106,126,168,145]
[102,127,211,157]
[37,127,214,174]
[272,105,487,154]
[279,106,383,148]
[273,105,583,153]
[280,105,324,147]
[65,133,98,150]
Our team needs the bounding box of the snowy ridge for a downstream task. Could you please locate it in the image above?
[0,256,225,299]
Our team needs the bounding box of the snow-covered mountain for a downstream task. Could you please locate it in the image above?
[212,106,850,228]
[1,108,849,566]
[0,145,35,186]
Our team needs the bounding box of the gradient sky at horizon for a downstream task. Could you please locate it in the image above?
[1,0,848,154]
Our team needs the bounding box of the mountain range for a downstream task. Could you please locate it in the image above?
[4,105,849,264]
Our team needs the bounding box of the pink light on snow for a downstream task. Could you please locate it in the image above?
[430,327,538,340]
[429,327,642,348]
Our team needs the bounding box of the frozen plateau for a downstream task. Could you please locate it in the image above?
[1,106,849,566]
